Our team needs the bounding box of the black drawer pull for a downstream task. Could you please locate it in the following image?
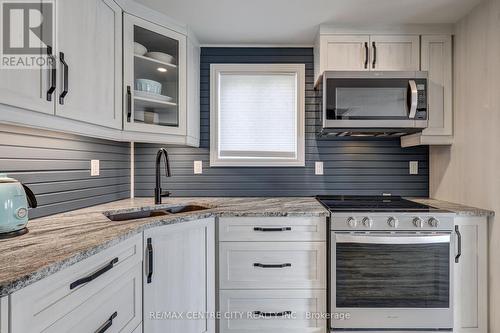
[59,52,68,105]
[95,311,117,333]
[70,257,118,290]
[46,46,56,101]
[146,237,153,283]
[253,263,292,268]
[126,85,132,122]
[253,227,291,232]
[254,311,292,317]
[455,225,462,263]
[364,42,369,69]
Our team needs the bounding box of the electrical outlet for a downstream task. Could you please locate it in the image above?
[91,160,100,176]
[409,161,419,175]
[315,161,324,175]
[194,160,203,174]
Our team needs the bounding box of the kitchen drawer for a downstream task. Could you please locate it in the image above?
[41,262,142,332]
[219,217,327,242]
[10,234,142,333]
[219,290,326,333]
[220,242,326,289]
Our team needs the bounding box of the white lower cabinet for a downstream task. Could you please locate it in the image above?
[453,216,488,333]
[9,234,143,333]
[0,297,7,333]
[219,290,326,333]
[218,217,328,333]
[143,218,215,333]
[219,242,326,289]
[40,262,142,333]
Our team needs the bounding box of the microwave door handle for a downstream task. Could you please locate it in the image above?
[335,234,451,245]
[408,80,418,119]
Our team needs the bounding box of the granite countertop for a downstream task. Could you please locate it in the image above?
[0,197,328,297]
[0,196,493,297]
[409,198,495,217]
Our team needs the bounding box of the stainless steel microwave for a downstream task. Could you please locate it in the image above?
[320,71,428,137]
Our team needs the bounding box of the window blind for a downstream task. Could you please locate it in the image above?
[218,73,297,159]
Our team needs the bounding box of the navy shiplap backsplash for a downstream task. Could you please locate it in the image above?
[0,125,130,218]
[134,47,429,197]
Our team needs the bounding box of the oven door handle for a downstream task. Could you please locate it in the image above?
[408,79,418,119]
[335,233,451,244]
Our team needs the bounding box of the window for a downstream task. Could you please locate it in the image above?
[210,64,305,167]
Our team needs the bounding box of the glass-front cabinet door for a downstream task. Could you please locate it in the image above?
[123,14,186,135]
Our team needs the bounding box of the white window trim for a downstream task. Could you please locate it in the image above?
[210,63,305,167]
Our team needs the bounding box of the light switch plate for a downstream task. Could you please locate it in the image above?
[91,160,100,176]
[194,160,203,174]
[409,161,418,175]
[315,161,324,175]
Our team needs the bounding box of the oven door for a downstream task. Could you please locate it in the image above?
[331,232,453,331]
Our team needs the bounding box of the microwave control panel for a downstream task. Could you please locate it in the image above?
[415,82,427,120]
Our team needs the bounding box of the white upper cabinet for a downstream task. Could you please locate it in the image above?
[0,0,201,145]
[315,34,420,81]
[401,35,453,147]
[55,0,122,129]
[369,35,420,71]
[123,14,187,136]
[0,1,54,115]
[319,35,370,72]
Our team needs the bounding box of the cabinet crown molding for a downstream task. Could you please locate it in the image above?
[318,24,454,36]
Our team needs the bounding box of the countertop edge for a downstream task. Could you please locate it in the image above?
[407,198,495,217]
[0,208,328,297]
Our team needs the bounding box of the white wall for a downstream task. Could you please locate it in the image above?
[429,0,500,331]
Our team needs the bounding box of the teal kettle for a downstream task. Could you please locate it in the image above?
[0,174,37,238]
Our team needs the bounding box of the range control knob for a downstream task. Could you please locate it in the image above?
[428,217,440,228]
[362,217,373,228]
[413,217,424,228]
[346,217,358,228]
[387,217,399,228]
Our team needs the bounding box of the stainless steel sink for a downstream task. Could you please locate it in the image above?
[104,205,209,222]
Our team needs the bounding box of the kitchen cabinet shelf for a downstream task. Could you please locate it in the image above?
[134,55,177,82]
[134,96,177,109]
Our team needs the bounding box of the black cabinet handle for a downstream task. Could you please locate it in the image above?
[95,311,117,333]
[372,41,377,69]
[127,85,132,122]
[59,52,68,105]
[455,225,462,263]
[254,311,292,317]
[70,257,118,290]
[364,42,369,69]
[253,263,291,268]
[46,46,56,101]
[253,227,291,232]
[146,237,153,283]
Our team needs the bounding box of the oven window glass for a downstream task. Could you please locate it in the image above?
[335,235,450,308]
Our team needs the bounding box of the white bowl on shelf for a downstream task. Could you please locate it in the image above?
[145,52,175,64]
[135,79,162,95]
[134,42,147,56]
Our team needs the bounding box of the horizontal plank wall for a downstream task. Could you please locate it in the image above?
[135,47,429,197]
[0,125,130,218]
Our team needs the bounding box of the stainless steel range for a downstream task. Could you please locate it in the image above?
[316,196,457,332]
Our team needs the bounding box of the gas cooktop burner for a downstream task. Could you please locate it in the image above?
[316,195,446,212]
